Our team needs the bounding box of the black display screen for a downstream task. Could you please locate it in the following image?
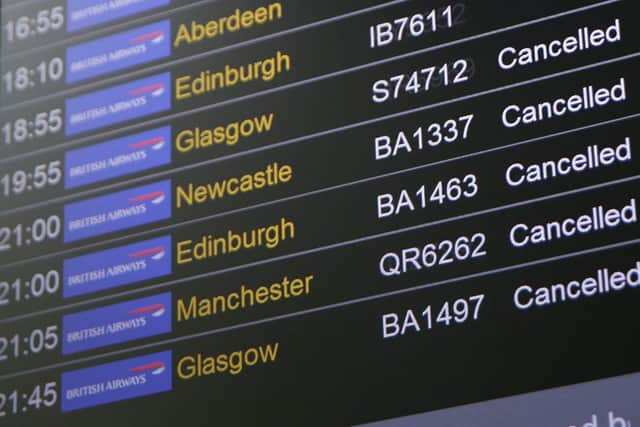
[1,0,639,425]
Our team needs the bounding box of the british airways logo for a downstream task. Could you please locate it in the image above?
[129,190,166,205]
[61,350,172,413]
[130,83,166,98]
[129,303,166,318]
[66,73,171,136]
[66,20,171,84]
[64,180,172,243]
[129,361,166,376]
[65,126,171,190]
[67,0,170,33]
[129,245,166,261]
[63,236,172,299]
[129,135,166,151]
[130,30,166,45]
[62,293,172,355]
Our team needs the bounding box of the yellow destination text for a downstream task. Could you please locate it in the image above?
[174,3,283,48]
[176,162,293,209]
[177,274,314,321]
[176,113,275,153]
[177,217,295,265]
[177,342,279,379]
[175,51,291,101]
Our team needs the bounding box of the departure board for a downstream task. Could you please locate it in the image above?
[1,0,639,425]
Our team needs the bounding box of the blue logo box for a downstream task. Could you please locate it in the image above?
[67,20,171,84]
[63,235,172,298]
[66,72,171,136]
[62,292,172,355]
[64,179,171,243]
[65,126,171,189]
[67,0,170,32]
[61,350,172,412]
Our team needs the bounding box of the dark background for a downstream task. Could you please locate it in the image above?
[1,0,639,425]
